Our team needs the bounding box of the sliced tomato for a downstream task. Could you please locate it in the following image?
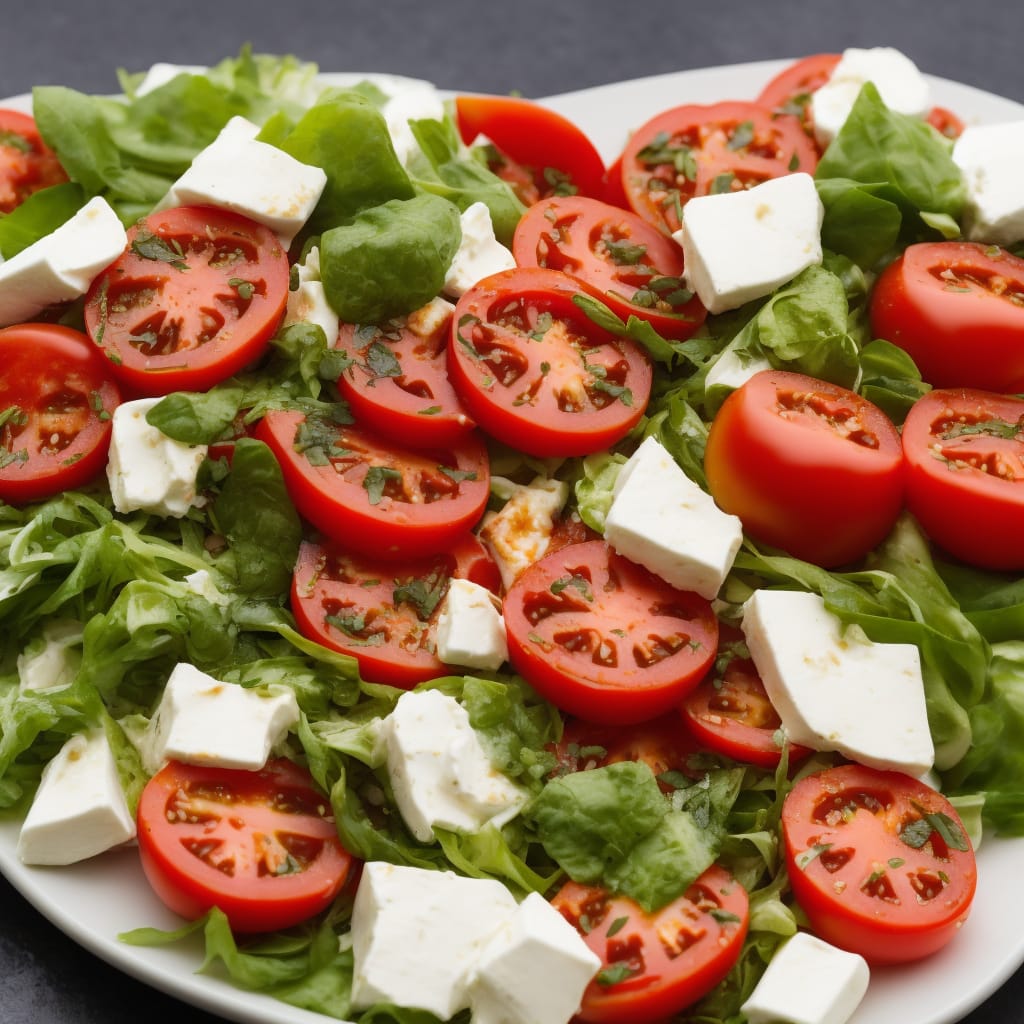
[551,866,749,1023]
[0,109,67,213]
[925,105,965,139]
[704,369,904,567]
[84,205,289,396]
[0,323,120,504]
[512,195,707,341]
[618,101,818,234]
[755,53,841,139]
[455,94,607,203]
[503,540,718,725]
[448,267,653,457]
[869,241,1024,393]
[335,300,475,448]
[782,764,977,964]
[291,532,500,687]
[901,388,1024,570]
[254,409,490,560]
[136,758,355,934]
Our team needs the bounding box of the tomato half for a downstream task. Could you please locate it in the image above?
[0,109,67,213]
[335,301,475,448]
[551,866,749,1023]
[84,205,289,396]
[0,323,120,504]
[448,267,653,457]
[503,540,718,725]
[618,101,818,234]
[782,764,977,964]
[755,53,841,139]
[254,409,490,560]
[512,195,707,341]
[455,94,607,203]
[901,388,1024,570]
[870,241,1024,393]
[136,758,355,934]
[704,370,904,567]
[291,532,500,687]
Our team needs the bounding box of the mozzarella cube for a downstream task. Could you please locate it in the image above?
[953,121,1024,246]
[17,619,83,692]
[675,173,823,315]
[106,397,208,518]
[407,294,456,338]
[0,197,126,327]
[158,116,326,247]
[479,476,569,590]
[468,891,600,1024]
[741,590,934,775]
[134,62,206,97]
[435,578,508,671]
[811,47,931,147]
[17,728,136,865]
[379,689,527,843]
[141,662,299,772]
[742,932,870,1024]
[283,245,339,342]
[382,80,447,166]
[443,201,516,298]
[350,861,518,1019]
[604,436,742,600]
[704,345,773,395]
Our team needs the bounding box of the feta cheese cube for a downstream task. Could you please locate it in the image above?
[17,618,83,692]
[468,891,600,1024]
[811,47,931,147]
[158,116,327,247]
[435,578,508,671]
[106,397,208,518]
[283,245,339,342]
[0,197,127,327]
[141,662,299,772]
[350,861,518,1019]
[17,727,136,865]
[741,590,934,775]
[675,173,823,314]
[443,201,516,298]
[742,931,869,1024]
[604,436,742,600]
[953,121,1024,246]
[379,689,527,843]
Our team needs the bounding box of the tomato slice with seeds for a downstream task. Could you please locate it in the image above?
[84,205,289,396]
[0,108,67,213]
[755,53,842,140]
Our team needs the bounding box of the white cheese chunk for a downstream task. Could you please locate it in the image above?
[742,931,870,1024]
[283,245,339,342]
[381,80,447,166]
[17,727,136,865]
[158,116,326,247]
[435,578,508,671]
[811,47,931,148]
[350,861,518,1019]
[443,201,516,298]
[134,63,207,97]
[704,345,773,395]
[953,121,1024,246]
[106,397,208,518]
[675,173,823,315]
[468,891,600,1024]
[604,436,742,600]
[379,689,527,843]
[741,590,934,775]
[141,662,299,772]
[17,619,83,692]
[0,197,127,327]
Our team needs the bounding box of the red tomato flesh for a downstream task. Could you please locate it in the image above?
[0,108,67,213]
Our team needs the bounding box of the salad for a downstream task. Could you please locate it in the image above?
[0,45,1023,1024]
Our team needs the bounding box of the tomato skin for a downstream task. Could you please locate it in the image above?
[0,109,67,213]
[136,758,355,934]
[925,105,965,139]
[704,370,904,567]
[782,764,977,964]
[448,267,653,457]
[551,866,749,1023]
[870,242,1024,393]
[512,195,707,341]
[84,205,289,396]
[901,388,1024,570]
[756,53,841,141]
[254,409,490,560]
[0,323,121,504]
[503,540,718,725]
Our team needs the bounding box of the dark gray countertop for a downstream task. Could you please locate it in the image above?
[2,1,1023,1022]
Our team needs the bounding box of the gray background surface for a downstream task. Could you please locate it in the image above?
[2,1,1024,1021]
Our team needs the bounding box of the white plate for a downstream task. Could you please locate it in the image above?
[2,58,1023,1024]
